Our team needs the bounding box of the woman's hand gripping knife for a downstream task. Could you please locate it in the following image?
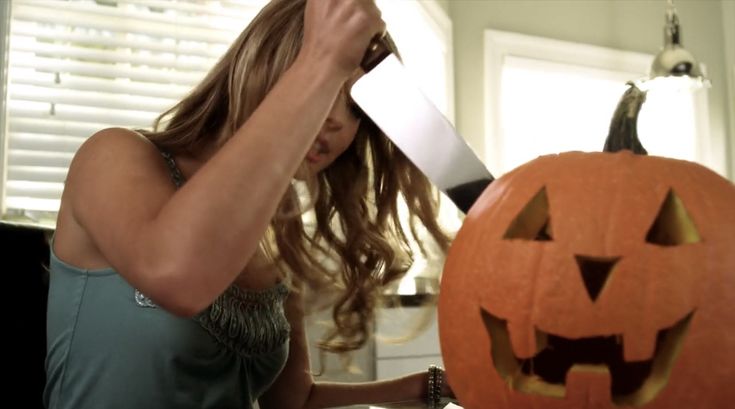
[56,0,385,316]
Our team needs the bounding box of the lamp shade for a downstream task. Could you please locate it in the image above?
[650,45,704,79]
[648,1,707,84]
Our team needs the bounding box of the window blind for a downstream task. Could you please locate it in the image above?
[3,0,266,221]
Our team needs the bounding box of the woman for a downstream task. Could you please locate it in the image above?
[45,0,451,408]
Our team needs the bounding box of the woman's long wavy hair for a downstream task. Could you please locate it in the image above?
[139,0,451,353]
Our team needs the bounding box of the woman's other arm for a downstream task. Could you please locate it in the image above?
[259,288,449,409]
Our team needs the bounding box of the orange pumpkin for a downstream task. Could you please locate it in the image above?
[438,151,735,408]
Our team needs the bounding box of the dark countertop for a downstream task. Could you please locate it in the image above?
[348,398,460,408]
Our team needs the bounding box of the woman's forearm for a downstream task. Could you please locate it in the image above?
[143,58,344,310]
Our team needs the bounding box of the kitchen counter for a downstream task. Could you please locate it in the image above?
[352,398,460,408]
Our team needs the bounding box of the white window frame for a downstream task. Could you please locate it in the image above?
[484,29,717,176]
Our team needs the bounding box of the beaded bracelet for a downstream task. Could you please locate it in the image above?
[427,364,444,408]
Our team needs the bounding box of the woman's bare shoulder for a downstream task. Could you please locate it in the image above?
[63,127,176,214]
[55,128,174,269]
[74,127,156,158]
[67,128,166,179]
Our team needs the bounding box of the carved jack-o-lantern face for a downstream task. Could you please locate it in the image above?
[438,151,735,409]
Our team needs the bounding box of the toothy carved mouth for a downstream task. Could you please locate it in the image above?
[481,309,693,406]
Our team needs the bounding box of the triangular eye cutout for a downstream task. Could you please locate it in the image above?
[504,187,553,241]
[646,189,701,246]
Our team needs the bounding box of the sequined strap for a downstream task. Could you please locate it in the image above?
[157,149,185,188]
[152,146,290,355]
[196,283,291,357]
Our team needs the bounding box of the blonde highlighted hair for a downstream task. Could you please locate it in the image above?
[140,0,450,353]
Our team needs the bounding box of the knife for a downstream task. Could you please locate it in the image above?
[351,34,494,214]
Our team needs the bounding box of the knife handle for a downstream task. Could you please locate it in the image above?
[361,32,393,72]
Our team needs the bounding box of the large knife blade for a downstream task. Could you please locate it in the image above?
[351,35,493,214]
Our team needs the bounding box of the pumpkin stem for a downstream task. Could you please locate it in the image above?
[602,81,648,155]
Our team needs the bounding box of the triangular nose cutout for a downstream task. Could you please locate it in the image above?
[574,255,620,302]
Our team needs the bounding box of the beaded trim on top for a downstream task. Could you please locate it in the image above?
[158,150,185,188]
[151,146,291,357]
[196,283,291,357]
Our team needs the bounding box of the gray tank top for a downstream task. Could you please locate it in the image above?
[44,148,291,409]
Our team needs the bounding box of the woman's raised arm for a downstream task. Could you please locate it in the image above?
[54,0,385,317]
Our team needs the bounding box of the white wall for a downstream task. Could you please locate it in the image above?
[449,0,734,180]
[722,0,735,182]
